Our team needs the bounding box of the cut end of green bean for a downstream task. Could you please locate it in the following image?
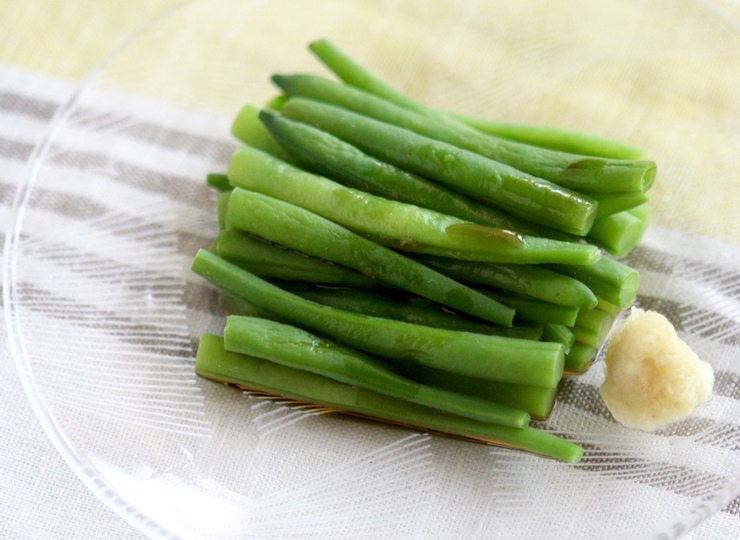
[562,158,657,194]
[207,173,231,192]
[265,94,288,111]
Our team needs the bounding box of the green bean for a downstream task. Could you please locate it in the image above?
[475,289,580,326]
[595,297,622,317]
[564,344,598,373]
[225,188,516,326]
[309,38,644,163]
[207,173,231,192]
[216,190,230,231]
[220,287,543,341]
[265,94,288,111]
[196,333,582,462]
[229,139,599,265]
[592,191,650,218]
[218,292,273,319]
[416,255,597,308]
[278,283,543,340]
[224,316,530,427]
[574,307,616,341]
[309,38,432,116]
[449,114,648,160]
[571,317,614,349]
[392,361,559,420]
[587,204,651,257]
[230,104,292,160]
[548,256,639,309]
[214,230,378,287]
[191,250,564,386]
[280,97,598,236]
[272,74,656,194]
[542,324,575,354]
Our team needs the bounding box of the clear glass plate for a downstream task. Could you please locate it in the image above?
[5,0,740,538]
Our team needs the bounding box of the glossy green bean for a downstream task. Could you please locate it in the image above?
[278,283,543,340]
[542,324,575,355]
[564,344,598,373]
[587,204,651,257]
[450,114,648,160]
[214,230,378,287]
[548,256,639,309]
[392,361,559,420]
[475,289,580,326]
[230,104,293,160]
[416,255,597,308]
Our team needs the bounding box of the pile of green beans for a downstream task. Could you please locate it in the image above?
[192,39,655,463]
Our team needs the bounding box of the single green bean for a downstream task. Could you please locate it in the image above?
[542,324,575,355]
[392,361,559,420]
[230,104,293,161]
[564,344,598,373]
[449,114,648,160]
[595,297,623,317]
[196,333,582,461]
[309,38,432,116]
[225,188,515,326]
[220,287,542,341]
[230,139,599,265]
[278,283,543,340]
[272,74,656,194]
[214,230,378,287]
[592,191,650,218]
[587,204,651,257]
[217,190,230,231]
[415,255,597,308]
[574,307,615,340]
[191,250,564,386]
[280,97,598,236]
[571,326,602,349]
[207,173,231,192]
[474,289,580,326]
[224,316,530,427]
[219,292,273,319]
[547,257,639,309]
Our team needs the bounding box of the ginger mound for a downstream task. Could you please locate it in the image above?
[599,308,714,431]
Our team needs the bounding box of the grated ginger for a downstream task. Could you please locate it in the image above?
[599,307,714,431]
